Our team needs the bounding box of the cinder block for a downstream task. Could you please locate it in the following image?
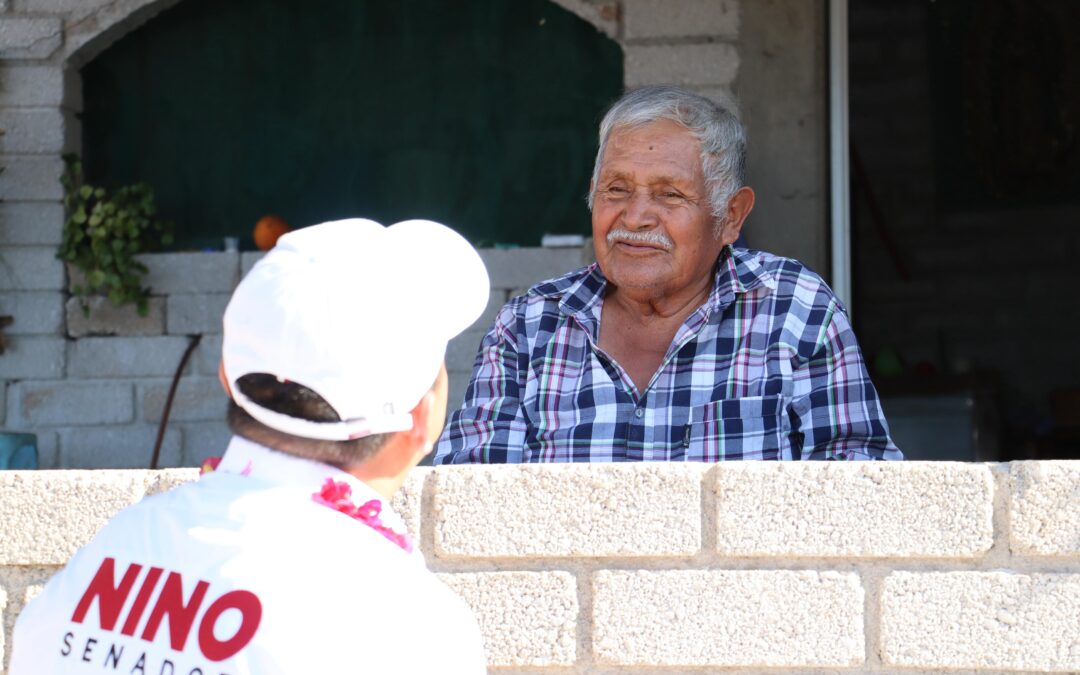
[0,65,64,107]
[476,290,509,333]
[0,108,64,154]
[713,462,994,558]
[445,330,485,374]
[140,377,228,423]
[142,252,239,294]
[478,247,582,292]
[1,583,6,667]
[13,380,133,426]
[689,85,739,115]
[623,0,739,39]
[68,336,192,378]
[1010,462,1080,556]
[66,296,166,337]
[0,202,65,245]
[593,570,864,667]
[58,425,181,469]
[177,419,231,467]
[165,293,230,334]
[439,572,578,667]
[240,251,265,278]
[0,156,64,200]
[0,17,62,59]
[625,43,740,88]
[191,333,223,376]
[545,0,618,38]
[391,467,428,544]
[0,470,150,564]
[881,571,1080,671]
[0,565,59,668]
[33,430,59,469]
[432,464,703,558]
[0,337,64,379]
[445,369,471,413]
[0,291,64,334]
[18,0,114,13]
[0,247,65,290]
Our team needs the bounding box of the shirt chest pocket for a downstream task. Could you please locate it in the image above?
[686,395,787,461]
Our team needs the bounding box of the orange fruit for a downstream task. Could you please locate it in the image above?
[253,215,290,251]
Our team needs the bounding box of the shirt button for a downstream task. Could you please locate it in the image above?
[634,408,644,418]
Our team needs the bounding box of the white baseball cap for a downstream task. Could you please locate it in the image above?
[222,218,489,441]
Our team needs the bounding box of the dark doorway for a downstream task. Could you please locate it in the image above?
[849,0,1080,460]
[80,0,623,250]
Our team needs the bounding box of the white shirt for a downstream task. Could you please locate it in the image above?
[10,437,487,674]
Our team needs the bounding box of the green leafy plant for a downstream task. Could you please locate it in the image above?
[59,155,174,316]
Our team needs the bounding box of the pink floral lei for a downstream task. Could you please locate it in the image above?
[312,478,413,553]
[201,457,412,553]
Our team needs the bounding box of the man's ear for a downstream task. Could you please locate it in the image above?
[404,388,439,462]
[717,186,755,246]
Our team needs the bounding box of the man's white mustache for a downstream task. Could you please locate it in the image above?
[606,229,673,250]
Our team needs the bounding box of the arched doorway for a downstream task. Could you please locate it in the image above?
[78,0,624,250]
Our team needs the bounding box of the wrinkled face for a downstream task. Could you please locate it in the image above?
[591,120,728,296]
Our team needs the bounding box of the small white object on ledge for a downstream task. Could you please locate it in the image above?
[541,233,586,248]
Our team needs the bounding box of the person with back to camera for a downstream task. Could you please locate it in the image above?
[11,219,490,673]
[436,85,902,463]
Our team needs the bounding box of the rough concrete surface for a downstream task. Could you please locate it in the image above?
[0,66,65,107]
[439,571,578,667]
[57,425,181,469]
[391,467,427,545]
[0,157,64,201]
[0,246,64,291]
[0,108,64,154]
[141,252,239,294]
[625,43,739,88]
[0,337,64,380]
[623,0,739,39]
[67,336,192,378]
[0,202,65,246]
[145,468,199,495]
[0,291,65,335]
[65,296,166,337]
[0,17,62,59]
[0,471,149,565]
[10,380,134,427]
[139,377,228,423]
[1009,461,1080,556]
[433,464,703,558]
[0,566,58,672]
[592,570,864,667]
[714,461,995,557]
[881,571,1080,671]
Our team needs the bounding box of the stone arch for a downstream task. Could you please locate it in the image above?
[68,0,625,248]
[61,0,616,69]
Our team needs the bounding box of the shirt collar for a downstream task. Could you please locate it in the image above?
[557,246,777,326]
[214,436,410,537]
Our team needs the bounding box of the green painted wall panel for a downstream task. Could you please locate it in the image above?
[81,0,623,250]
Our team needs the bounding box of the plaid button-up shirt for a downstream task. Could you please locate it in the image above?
[435,247,902,463]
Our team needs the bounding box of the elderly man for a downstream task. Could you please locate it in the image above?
[12,220,489,673]
[436,86,901,463]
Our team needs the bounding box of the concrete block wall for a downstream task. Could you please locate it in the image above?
[1,0,743,469]
[4,461,1080,673]
[4,247,584,469]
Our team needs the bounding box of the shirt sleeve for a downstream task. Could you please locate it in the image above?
[788,300,903,461]
[434,303,530,464]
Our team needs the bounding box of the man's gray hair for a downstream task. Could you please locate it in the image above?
[587,86,747,223]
